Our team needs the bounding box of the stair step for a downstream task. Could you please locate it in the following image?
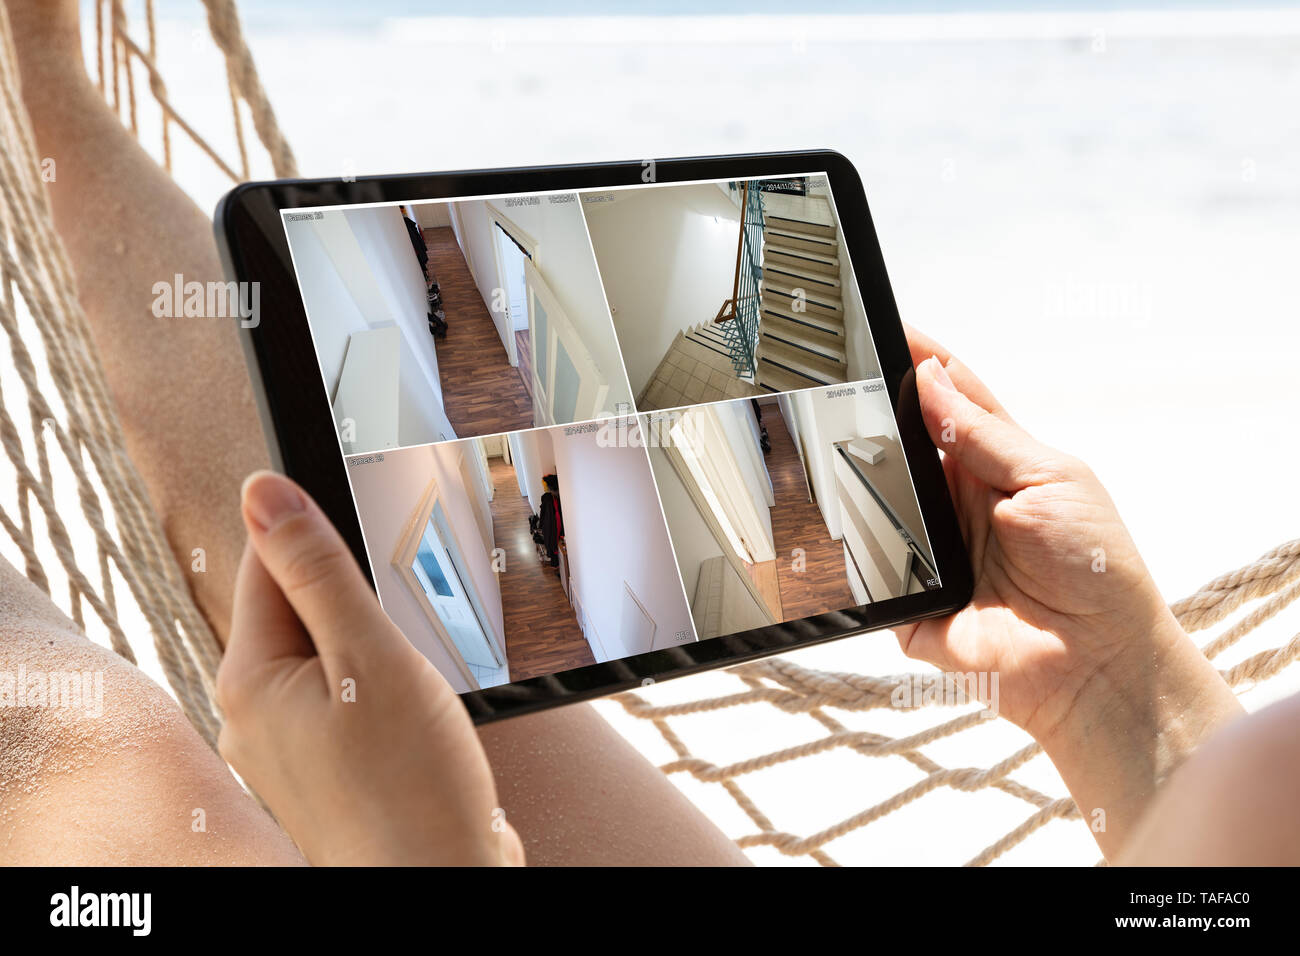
[761,280,842,319]
[760,191,834,225]
[765,214,836,240]
[755,364,814,394]
[759,336,847,384]
[755,358,824,394]
[764,242,839,276]
[762,262,840,291]
[684,331,733,361]
[762,227,837,257]
[760,301,844,335]
[759,314,847,362]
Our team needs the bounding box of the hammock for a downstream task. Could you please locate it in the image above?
[1,0,1296,866]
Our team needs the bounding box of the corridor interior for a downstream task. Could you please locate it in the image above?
[346,418,697,693]
[280,196,634,457]
[485,447,594,683]
[412,196,633,439]
[762,405,855,620]
[650,384,934,641]
[421,223,534,438]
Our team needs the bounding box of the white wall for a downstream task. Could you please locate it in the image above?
[777,391,802,466]
[714,401,774,545]
[810,178,882,382]
[283,207,456,443]
[551,425,694,660]
[510,426,555,514]
[583,184,742,398]
[649,445,724,603]
[343,206,444,397]
[346,443,506,693]
[793,385,900,541]
[282,216,369,399]
[412,202,452,229]
[451,199,507,351]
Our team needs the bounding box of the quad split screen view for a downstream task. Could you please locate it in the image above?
[280,173,941,692]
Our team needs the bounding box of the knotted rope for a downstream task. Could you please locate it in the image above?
[616,539,1300,865]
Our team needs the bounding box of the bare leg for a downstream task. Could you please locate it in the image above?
[481,706,749,866]
[6,0,746,866]
[0,558,304,864]
[8,0,267,645]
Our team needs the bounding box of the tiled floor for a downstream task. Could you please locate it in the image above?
[639,332,764,411]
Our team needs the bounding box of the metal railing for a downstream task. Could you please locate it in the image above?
[717,181,766,378]
[835,446,939,590]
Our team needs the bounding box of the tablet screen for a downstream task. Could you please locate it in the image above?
[278,172,939,692]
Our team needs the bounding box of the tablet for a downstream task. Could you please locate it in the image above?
[215,150,972,723]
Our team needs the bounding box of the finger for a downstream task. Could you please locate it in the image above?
[220,541,314,696]
[903,323,1012,421]
[894,614,958,673]
[240,470,396,670]
[916,356,1059,493]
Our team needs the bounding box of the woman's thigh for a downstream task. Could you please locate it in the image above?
[0,559,304,865]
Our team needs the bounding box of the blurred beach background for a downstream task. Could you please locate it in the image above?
[62,0,1300,864]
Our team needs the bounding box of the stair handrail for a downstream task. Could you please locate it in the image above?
[717,180,765,378]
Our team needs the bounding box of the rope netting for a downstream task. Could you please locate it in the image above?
[2,0,1296,866]
[0,0,294,748]
[612,539,1300,865]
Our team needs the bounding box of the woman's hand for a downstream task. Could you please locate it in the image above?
[897,326,1242,857]
[216,471,524,866]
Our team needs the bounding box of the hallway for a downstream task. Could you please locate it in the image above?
[423,227,534,437]
[486,456,595,682]
[762,408,856,620]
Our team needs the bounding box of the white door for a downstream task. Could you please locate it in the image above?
[670,406,776,564]
[527,258,609,426]
[494,226,530,332]
[411,502,500,669]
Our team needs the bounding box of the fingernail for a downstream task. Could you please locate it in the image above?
[242,471,305,531]
[926,355,957,393]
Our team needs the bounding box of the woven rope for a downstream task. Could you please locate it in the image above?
[0,0,297,747]
[615,539,1300,865]
[3,0,1296,867]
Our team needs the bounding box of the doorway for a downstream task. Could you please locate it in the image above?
[412,504,498,669]
[493,222,530,343]
[393,477,506,689]
[661,404,782,623]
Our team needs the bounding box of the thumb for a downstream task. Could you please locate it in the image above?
[240,470,394,672]
[915,356,1058,493]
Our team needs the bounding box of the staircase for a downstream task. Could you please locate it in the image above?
[683,319,734,360]
[754,193,849,392]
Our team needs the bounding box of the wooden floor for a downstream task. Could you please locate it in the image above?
[515,330,534,403]
[423,227,533,437]
[487,457,595,682]
[762,408,856,620]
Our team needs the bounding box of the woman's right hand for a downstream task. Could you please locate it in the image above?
[217,471,524,866]
[896,326,1242,858]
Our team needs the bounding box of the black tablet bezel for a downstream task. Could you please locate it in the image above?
[215,149,974,724]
